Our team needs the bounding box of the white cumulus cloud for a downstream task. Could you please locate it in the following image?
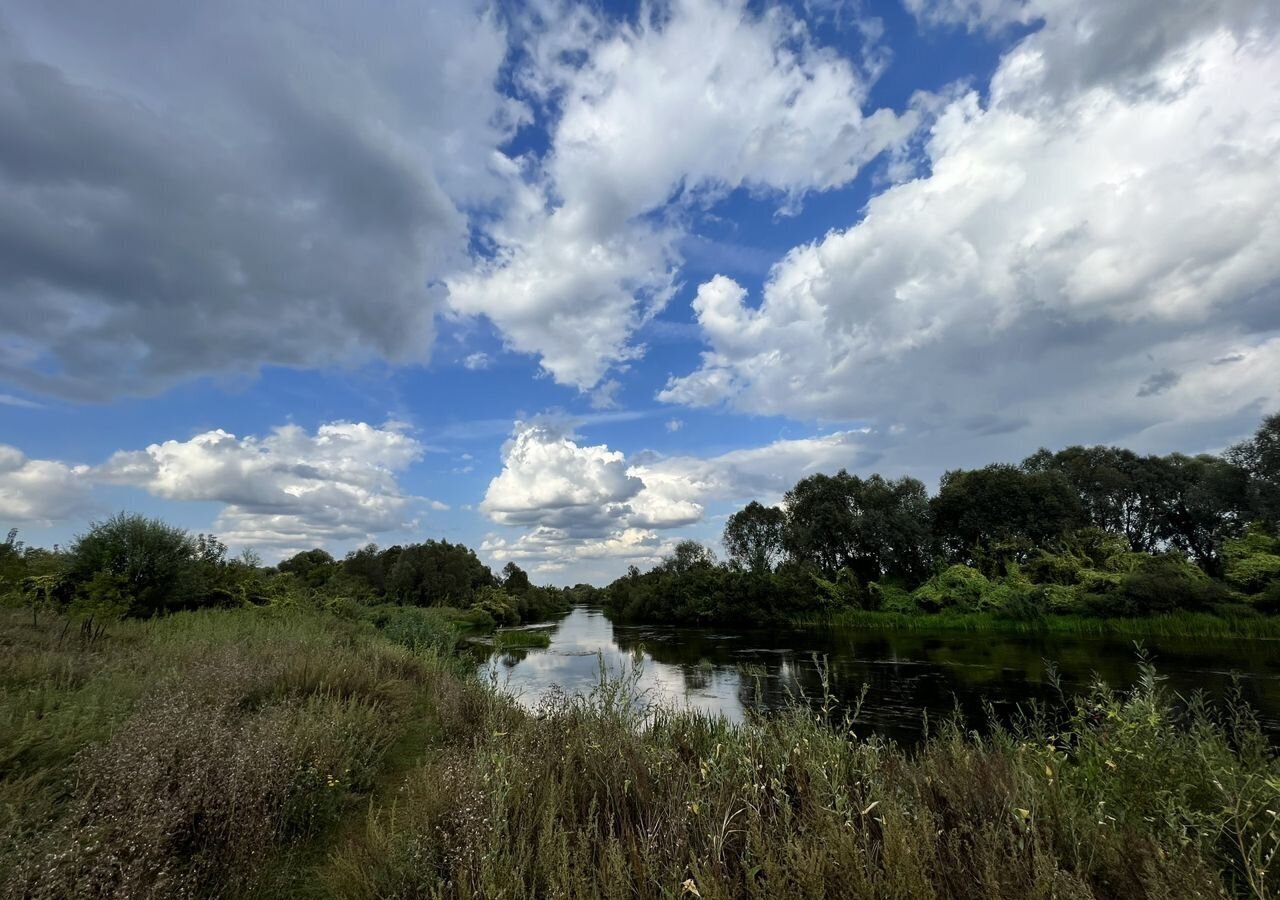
[0,445,91,524]
[98,421,430,551]
[447,0,912,392]
[663,2,1280,463]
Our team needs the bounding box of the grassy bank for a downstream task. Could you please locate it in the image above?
[794,608,1280,639]
[3,605,1278,899]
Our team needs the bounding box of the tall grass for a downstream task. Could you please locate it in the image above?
[797,608,1280,639]
[4,605,1278,899]
[0,606,466,899]
[320,653,1280,900]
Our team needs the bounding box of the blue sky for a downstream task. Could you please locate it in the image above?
[2,0,1278,582]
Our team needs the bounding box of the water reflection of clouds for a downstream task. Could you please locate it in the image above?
[483,607,748,721]
[480,606,1280,742]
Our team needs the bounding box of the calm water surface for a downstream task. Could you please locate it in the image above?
[481,606,1280,743]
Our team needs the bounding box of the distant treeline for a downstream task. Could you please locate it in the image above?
[0,519,598,627]
[605,412,1280,625]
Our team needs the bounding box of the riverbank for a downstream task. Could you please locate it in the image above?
[794,608,1280,639]
[3,604,1277,899]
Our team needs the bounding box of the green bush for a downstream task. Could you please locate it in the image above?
[1084,554,1226,617]
[1253,580,1280,614]
[912,564,989,612]
[1031,582,1084,614]
[470,585,519,626]
[1223,525,1280,595]
[65,513,197,618]
[867,580,915,613]
[979,574,1035,614]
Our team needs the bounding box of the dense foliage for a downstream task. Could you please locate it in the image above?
[0,516,576,627]
[606,412,1280,625]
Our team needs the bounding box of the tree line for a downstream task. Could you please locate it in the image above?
[0,518,595,627]
[605,412,1280,624]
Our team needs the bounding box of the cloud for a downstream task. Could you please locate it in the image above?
[482,526,670,574]
[663,3,1280,462]
[446,0,913,392]
[0,444,91,524]
[1137,369,1181,398]
[0,394,41,408]
[908,0,1277,99]
[463,353,492,371]
[665,418,684,432]
[480,420,871,575]
[97,420,429,551]
[480,422,643,534]
[0,0,520,400]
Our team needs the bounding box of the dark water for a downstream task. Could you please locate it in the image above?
[481,606,1280,743]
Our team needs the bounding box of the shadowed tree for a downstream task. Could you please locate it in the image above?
[933,465,1085,569]
[1229,412,1280,525]
[386,540,495,607]
[502,561,532,596]
[1155,453,1250,576]
[661,540,717,575]
[784,471,933,584]
[723,502,786,573]
[1023,446,1171,552]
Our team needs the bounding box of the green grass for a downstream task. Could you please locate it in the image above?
[795,608,1280,638]
[493,628,553,650]
[3,603,1278,899]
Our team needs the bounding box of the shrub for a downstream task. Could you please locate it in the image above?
[979,574,1036,614]
[912,564,989,612]
[867,580,914,613]
[1084,554,1227,617]
[1253,580,1280,614]
[470,585,519,626]
[1031,582,1084,614]
[1223,525,1280,595]
[65,513,197,618]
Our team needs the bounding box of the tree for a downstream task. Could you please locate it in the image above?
[66,513,197,617]
[1229,412,1280,524]
[343,543,391,594]
[844,474,933,585]
[386,540,495,606]
[660,540,717,575]
[784,471,934,583]
[278,548,337,589]
[1023,446,1172,552]
[783,472,859,576]
[1154,453,1249,576]
[502,561,532,596]
[932,465,1085,568]
[723,502,786,573]
[0,528,24,589]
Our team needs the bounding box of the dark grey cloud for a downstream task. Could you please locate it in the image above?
[1137,369,1181,398]
[0,1,518,400]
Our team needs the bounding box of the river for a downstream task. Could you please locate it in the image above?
[480,605,1280,743]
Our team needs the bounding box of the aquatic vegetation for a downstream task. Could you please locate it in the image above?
[494,628,553,650]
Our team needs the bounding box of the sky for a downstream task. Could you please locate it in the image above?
[1,0,1278,584]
